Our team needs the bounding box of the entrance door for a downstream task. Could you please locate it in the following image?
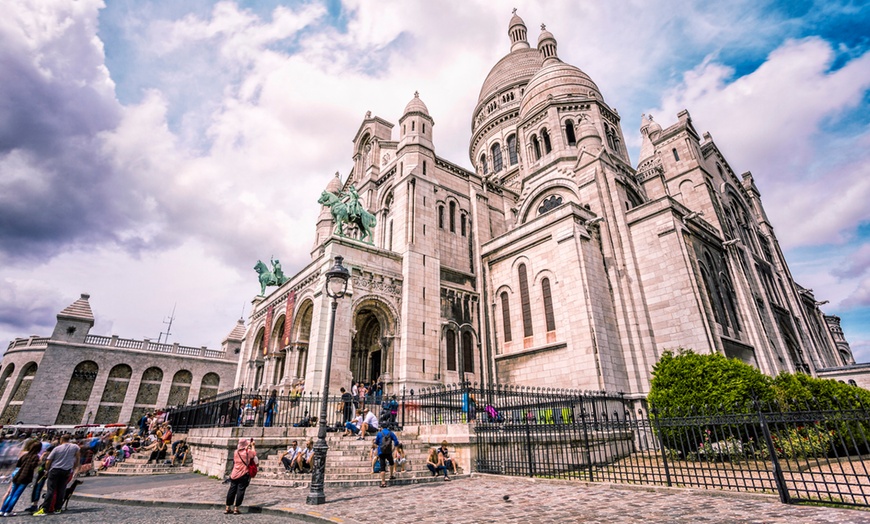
[369,350,381,383]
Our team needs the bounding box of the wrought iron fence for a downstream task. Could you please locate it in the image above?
[166,382,870,507]
[473,385,870,508]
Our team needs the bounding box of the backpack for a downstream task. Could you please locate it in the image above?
[379,429,394,456]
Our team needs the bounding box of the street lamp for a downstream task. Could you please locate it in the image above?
[306,255,350,505]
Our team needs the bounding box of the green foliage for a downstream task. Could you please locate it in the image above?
[648,349,773,415]
[771,372,870,410]
[756,424,835,460]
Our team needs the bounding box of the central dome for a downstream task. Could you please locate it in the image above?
[476,48,543,106]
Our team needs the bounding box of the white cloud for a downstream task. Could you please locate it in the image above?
[650,38,870,248]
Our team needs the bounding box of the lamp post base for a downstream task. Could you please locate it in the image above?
[305,493,326,505]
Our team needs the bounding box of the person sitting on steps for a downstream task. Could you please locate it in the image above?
[280,440,302,473]
[426,448,448,480]
[437,440,458,476]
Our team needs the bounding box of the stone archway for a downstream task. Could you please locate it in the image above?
[351,297,396,388]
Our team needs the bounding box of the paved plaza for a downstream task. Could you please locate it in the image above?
[67,472,870,523]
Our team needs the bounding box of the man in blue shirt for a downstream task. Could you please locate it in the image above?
[375,427,399,488]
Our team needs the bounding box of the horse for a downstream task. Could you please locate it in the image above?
[254,260,277,295]
[318,191,377,244]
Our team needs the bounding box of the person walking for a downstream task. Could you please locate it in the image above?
[375,426,399,488]
[32,434,80,516]
[1,440,40,516]
[225,439,258,514]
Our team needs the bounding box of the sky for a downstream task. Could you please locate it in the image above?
[1,0,869,363]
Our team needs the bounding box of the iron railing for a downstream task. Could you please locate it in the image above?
[166,383,870,507]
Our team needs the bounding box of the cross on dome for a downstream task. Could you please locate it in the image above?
[512,7,517,14]
[414,91,419,98]
[541,23,546,31]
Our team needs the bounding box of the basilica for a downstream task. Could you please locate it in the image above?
[235,13,855,400]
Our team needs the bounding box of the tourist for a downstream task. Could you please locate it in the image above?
[369,440,379,473]
[171,439,189,467]
[375,426,399,488]
[294,440,314,473]
[426,448,447,480]
[358,382,368,410]
[25,438,53,513]
[264,390,278,427]
[437,440,457,475]
[145,438,167,464]
[462,390,477,424]
[1,440,40,516]
[358,408,379,440]
[394,443,407,473]
[33,433,80,515]
[384,395,399,429]
[344,409,364,437]
[339,387,354,423]
[225,438,257,515]
[280,440,302,472]
[98,449,116,471]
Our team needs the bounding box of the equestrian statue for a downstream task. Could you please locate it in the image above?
[317,184,377,244]
[254,257,288,295]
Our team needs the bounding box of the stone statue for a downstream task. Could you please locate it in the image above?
[317,185,377,244]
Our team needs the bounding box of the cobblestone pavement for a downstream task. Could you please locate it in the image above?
[66,473,870,524]
[22,500,309,524]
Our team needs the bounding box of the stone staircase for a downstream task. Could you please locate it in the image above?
[252,431,466,488]
[97,453,193,476]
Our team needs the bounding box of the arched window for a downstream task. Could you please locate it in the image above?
[460,214,466,236]
[168,370,192,406]
[462,331,474,373]
[541,129,552,154]
[438,205,444,229]
[199,373,220,399]
[449,201,456,233]
[423,161,427,175]
[507,134,518,165]
[491,143,503,172]
[446,330,457,371]
[531,135,541,160]
[480,153,488,175]
[500,292,512,343]
[518,264,533,338]
[565,120,576,146]
[542,278,556,332]
[411,121,415,131]
[672,148,680,161]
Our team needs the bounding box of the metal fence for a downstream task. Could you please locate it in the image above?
[472,385,870,508]
[167,383,870,507]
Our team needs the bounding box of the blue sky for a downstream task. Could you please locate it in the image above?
[1,0,869,363]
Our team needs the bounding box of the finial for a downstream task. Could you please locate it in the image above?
[541,23,546,31]
[512,7,517,14]
[365,110,371,118]
[334,171,340,178]
[414,91,419,98]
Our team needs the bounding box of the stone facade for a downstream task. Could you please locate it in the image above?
[0,294,240,425]
[236,14,854,400]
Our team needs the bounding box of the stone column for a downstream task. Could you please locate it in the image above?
[82,367,112,424]
[118,368,143,425]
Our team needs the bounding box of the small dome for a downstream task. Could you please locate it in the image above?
[508,10,530,51]
[325,171,342,194]
[477,48,543,106]
[508,12,526,32]
[403,91,429,116]
[519,61,602,119]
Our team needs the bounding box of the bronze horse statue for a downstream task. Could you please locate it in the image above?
[317,189,377,244]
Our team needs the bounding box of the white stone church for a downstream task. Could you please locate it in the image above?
[236,13,855,400]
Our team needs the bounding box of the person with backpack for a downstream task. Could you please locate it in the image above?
[374,426,399,488]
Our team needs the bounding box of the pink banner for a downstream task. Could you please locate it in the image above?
[284,290,296,347]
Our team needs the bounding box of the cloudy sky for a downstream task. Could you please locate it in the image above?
[2,0,869,362]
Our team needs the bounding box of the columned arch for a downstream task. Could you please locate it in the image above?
[289,299,315,384]
[350,297,397,388]
[95,364,132,424]
[0,362,37,424]
[57,361,99,424]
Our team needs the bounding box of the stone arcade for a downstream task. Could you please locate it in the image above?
[236,13,854,400]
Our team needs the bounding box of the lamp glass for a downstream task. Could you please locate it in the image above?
[325,256,349,299]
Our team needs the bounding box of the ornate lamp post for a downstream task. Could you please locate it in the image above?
[306,255,350,505]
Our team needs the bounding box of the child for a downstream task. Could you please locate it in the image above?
[99,449,116,471]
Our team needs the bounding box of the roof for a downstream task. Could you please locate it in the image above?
[477,48,543,106]
[58,294,95,322]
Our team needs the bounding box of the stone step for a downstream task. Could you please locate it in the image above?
[98,465,193,476]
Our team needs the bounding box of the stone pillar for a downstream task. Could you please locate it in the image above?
[82,367,111,424]
[118,369,143,425]
[154,369,175,412]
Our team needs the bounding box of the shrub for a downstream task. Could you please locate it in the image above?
[648,349,774,415]
[755,424,835,460]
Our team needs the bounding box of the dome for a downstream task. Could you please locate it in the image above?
[477,48,543,106]
[403,91,429,116]
[325,171,342,194]
[519,61,602,119]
